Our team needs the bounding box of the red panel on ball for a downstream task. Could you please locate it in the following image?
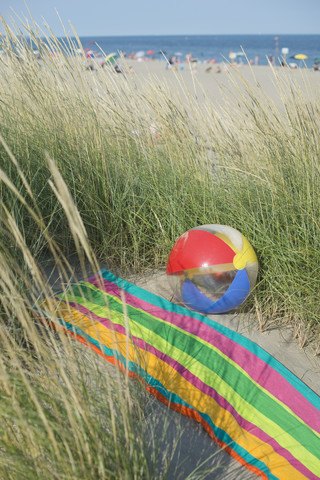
[166,229,235,274]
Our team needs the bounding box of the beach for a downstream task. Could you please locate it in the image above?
[117,58,320,110]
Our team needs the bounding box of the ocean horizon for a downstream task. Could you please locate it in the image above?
[77,34,320,67]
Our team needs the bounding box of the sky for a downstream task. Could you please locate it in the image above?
[0,0,320,37]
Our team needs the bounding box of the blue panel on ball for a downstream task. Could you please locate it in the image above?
[181,269,251,314]
[181,278,214,313]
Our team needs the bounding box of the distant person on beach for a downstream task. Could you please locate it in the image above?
[268,54,275,66]
[166,56,174,70]
[190,57,198,73]
[255,55,259,65]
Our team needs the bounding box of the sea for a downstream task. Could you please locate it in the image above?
[77,34,320,67]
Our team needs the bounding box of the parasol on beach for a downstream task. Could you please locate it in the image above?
[135,50,145,58]
[314,57,320,63]
[105,53,118,65]
[146,50,155,55]
[292,53,308,60]
[229,51,245,63]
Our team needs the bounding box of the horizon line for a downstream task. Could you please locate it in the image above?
[76,33,319,37]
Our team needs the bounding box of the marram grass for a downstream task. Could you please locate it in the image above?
[0,12,319,479]
[0,15,319,349]
[0,152,238,479]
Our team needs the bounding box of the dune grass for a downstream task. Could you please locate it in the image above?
[1,17,319,343]
[0,11,319,479]
[0,146,246,480]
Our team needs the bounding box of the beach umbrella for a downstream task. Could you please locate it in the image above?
[105,53,118,65]
[146,50,155,55]
[85,48,94,58]
[174,52,183,56]
[293,53,308,60]
[135,50,145,58]
[314,57,320,63]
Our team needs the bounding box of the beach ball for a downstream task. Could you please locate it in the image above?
[166,225,258,314]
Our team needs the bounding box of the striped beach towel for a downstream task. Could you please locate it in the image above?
[38,269,320,479]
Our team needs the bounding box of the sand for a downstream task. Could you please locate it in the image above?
[111,58,320,122]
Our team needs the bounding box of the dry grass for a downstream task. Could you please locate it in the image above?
[0,145,247,479]
[1,14,319,345]
[0,12,319,478]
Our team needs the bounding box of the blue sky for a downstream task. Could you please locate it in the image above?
[0,0,320,36]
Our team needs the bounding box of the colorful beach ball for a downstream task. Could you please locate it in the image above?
[166,225,258,314]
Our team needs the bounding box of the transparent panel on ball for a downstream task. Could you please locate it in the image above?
[168,265,238,305]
